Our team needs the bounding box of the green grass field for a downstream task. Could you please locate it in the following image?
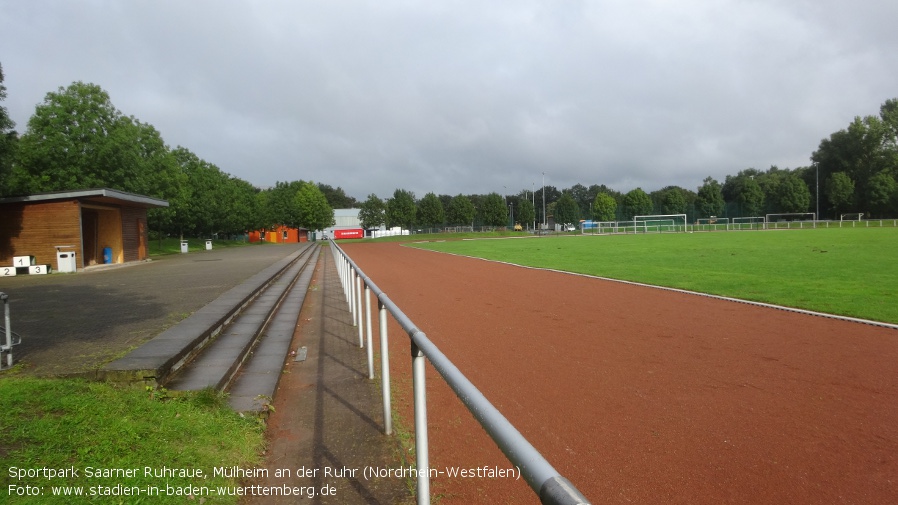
[408,227,898,325]
[0,377,264,504]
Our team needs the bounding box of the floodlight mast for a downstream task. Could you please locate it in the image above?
[542,172,546,229]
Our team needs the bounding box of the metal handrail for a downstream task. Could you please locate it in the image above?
[328,241,590,505]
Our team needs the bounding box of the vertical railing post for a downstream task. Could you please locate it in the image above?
[411,339,430,505]
[355,272,365,348]
[350,268,358,325]
[1,293,11,370]
[365,283,374,379]
[379,299,392,435]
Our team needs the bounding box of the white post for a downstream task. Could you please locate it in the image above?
[356,274,363,344]
[412,342,430,504]
[365,284,374,378]
[379,301,392,435]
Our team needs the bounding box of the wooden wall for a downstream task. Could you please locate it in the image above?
[121,206,148,262]
[0,201,82,269]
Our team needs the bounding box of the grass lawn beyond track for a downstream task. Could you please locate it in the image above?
[408,227,898,325]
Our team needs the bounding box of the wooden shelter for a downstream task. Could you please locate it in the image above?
[248,225,309,244]
[0,189,168,272]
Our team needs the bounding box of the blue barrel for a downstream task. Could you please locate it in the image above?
[103,247,112,264]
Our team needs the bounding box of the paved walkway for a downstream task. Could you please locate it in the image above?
[244,248,413,505]
[0,244,306,376]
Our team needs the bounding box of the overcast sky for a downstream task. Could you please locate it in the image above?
[3,1,897,201]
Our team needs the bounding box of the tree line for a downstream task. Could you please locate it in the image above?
[0,72,340,238]
[362,99,898,229]
[1,64,895,234]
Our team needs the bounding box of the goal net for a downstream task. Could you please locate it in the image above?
[634,214,688,233]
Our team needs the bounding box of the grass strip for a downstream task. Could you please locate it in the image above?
[0,376,264,504]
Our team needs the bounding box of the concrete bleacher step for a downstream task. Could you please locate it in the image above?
[227,247,319,412]
[99,244,316,385]
[164,247,318,394]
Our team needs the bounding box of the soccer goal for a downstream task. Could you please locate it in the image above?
[765,212,816,229]
[634,214,688,233]
[840,213,864,221]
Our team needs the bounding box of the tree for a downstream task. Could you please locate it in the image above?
[569,183,592,218]
[263,181,304,229]
[358,194,386,229]
[826,172,855,218]
[479,192,507,227]
[775,173,811,213]
[386,189,416,229]
[592,192,617,221]
[516,198,535,229]
[735,177,764,217]
[0,62,17,196]
[554,192,580,225]
[13,82,129,192]
[417,192,445,228]
[655,186,688,215]
[622,188,653,219]
[811,99,898,216]
[695,177,725,218]
[295,181,334,230]
[866,171,897,218]
[446,194,475,226]
[318,183,357,209]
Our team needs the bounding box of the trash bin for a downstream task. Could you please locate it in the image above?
[205,240,212,251]
[103,247,112,264]
[56,250,77,273]
[180,241,189,254]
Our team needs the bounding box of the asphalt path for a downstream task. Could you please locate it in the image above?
[0,243,306,376]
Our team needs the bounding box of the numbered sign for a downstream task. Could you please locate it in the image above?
[28,265,50,275]
[13,256,35,267]
[1,266,16,277]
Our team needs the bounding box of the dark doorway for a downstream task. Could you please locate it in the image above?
[81,209,99,265]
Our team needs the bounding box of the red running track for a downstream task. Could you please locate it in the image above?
[341,242,897,505]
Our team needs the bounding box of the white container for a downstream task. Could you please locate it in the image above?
[205,240,212,251]
[56,251,77,273]
[180,241,189,254]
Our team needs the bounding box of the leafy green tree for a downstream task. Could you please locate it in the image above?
[866,171,897,218]
[695,177,725,218]
[13,82,129,192]
[592,192,617,221]
[479,192,507,227]
[358,194,386,229]
[0,62,17,196]
[296,181,334,230]
[386,189,417,229]
[826,172,855,218]
[622,188,653,219]
[812,99,898,216]
[263,181,305,229]
[516,197,535,229]
[417,192,445,228]
[569,183,592,218]
[317,183,357,209]
[554,192,580,225]
[655,186,688,215]
[775,173,811,213]
[11,81,182,205]
[737,178,764,217]
[446,194,475,226]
